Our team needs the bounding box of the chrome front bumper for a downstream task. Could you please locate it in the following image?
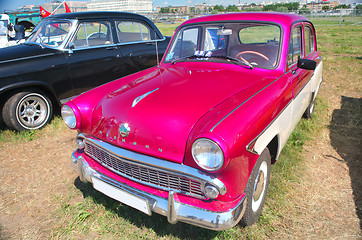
[71,151,246,231]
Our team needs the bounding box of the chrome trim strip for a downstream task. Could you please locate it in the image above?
[69,43,118,51]
[60,95,77,105]
[0,53,56,64]
[116,37,167,47]
[71,151,246,231]
[210,76,281,132]
[78,134,226,195]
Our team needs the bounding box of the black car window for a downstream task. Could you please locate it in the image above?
[72,21,113,49]
[116,21,151,43]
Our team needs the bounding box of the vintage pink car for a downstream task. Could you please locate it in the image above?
[62,12,322,230]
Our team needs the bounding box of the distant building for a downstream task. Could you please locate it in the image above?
[88,0,152,14]
[306,1,339,12]
[155,6,190,14]
[41,1,87,14]
[237,3,263,11]
[194,4,212,13]
[21,5,40,12]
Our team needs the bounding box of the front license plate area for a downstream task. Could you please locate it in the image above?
[92,177,151,215]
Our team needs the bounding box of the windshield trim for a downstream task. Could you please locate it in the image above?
[25,19,77,50]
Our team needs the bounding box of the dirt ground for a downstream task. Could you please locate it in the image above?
[0,65,361,239]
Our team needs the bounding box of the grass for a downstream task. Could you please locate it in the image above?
[1,19,360,239]
[0,116,66,142]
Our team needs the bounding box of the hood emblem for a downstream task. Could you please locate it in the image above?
[132,88,159,107]
[119,123,130,138]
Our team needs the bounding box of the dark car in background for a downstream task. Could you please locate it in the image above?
[0,11,170,131]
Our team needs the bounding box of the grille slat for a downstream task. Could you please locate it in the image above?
[85,142,204,198]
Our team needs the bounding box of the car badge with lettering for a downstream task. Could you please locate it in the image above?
[119,123,130,137]
[132,88,159,107]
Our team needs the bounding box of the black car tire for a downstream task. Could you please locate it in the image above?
[240,148,271,226]
[2,90,53,131]
[303,95,316,119]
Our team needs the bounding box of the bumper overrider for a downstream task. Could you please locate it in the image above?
[70,136,246,230]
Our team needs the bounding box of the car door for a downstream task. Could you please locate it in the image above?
[287,24,314,120]
[115,20,160,76]
[303,23,322,95]
[66,19,124,96]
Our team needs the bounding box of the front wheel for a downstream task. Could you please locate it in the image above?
[2,90,53,131]
[240,148,271,226]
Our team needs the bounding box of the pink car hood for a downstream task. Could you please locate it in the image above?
[89,62,274,163]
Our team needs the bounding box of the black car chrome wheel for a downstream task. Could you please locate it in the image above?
[2,90,53,131]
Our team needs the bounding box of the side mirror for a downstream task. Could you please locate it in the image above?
[297,58,316,70]
[7,24,13,32]
[68,42,75,54]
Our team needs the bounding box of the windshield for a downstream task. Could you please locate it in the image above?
[26,20,72,47]
[165,23,281,69]
[0,20,8,36]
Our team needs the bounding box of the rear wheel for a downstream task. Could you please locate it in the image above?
[2,90,53,131]
[240,148,271,226]
[304,94,316,119]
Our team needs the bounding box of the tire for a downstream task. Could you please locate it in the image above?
[303,94,316,119]
[240,148,271,226]
[2,90,53,131]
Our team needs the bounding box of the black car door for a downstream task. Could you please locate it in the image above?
[66,19,124,96]
[115,20,161,76]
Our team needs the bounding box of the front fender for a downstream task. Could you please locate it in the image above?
[0,80,59,104]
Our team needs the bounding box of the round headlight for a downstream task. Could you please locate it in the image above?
[61,105,77,129]
[192,138,224,171]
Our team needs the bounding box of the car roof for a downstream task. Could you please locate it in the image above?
[47,11,164,37]
[48,11,147,21]
[180,12,310,28]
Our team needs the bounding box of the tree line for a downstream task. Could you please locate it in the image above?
[159,2,357,14]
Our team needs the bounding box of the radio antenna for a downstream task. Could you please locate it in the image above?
[153,29,160,67]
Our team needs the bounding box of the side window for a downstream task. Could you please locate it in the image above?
[288,26,302,66]
[116,21,151,43]
[72,21,113,49]
[304,26,315,56]
[204,27,226,51]
[165,27,199,62]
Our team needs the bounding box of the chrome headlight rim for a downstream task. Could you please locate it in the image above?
[61,104,79,129]
[192,138,225,172]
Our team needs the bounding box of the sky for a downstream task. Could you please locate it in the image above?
[1,0,360,12]
[0,0,276,12]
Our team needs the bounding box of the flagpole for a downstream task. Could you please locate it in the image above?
[50,0,66,16]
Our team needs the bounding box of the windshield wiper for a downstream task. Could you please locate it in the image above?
[171,54,199,64]
[209,55,254,69]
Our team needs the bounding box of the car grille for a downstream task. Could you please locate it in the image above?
[84,141,204,198]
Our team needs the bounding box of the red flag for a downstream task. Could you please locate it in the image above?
[39,6,51,18]
[64,2,71,13]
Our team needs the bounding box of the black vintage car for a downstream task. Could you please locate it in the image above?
[0,11,170,131]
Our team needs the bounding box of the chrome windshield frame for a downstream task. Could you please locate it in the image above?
[25,19,78,51]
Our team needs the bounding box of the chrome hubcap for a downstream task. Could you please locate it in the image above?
[253,170,265,202]
[17,94,49,129]
[252,161,268,212]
